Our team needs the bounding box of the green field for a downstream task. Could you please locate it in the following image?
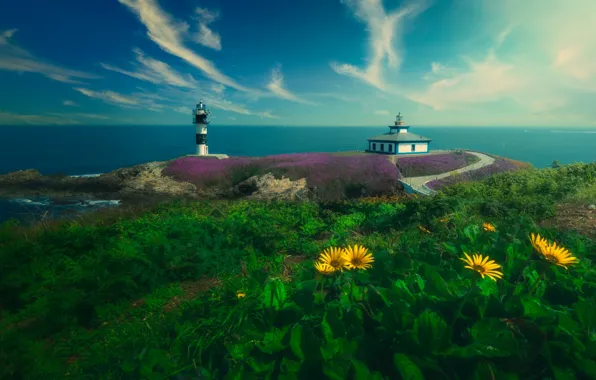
[1,163,595,379]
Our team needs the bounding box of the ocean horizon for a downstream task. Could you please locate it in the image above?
[1,125,595,176]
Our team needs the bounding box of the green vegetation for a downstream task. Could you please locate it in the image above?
[1,163,595,379]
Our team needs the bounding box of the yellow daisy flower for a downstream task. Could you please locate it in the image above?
[460,253,503,281]
[237,291,246,299]
[419,225,431,234]
[529,233,579,269]
[317,247,346,272]
[314,261,335,275]
[342,244,374,270]
[483,222,496,232]
[439,217,450,223]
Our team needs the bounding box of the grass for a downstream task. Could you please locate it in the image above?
[0,162,595,379]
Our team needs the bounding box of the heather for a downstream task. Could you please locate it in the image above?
[397,151,480,177]
[1,163,595,379]
[426,156,528,190]
[163,153,401,201]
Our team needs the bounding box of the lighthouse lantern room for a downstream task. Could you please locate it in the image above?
[193,101,210,155]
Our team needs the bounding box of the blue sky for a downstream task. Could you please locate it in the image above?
[1,0,595,127]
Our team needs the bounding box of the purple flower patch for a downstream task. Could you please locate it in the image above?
[426,157,525,190]
[163,153,401,200]
[397,152,479,177]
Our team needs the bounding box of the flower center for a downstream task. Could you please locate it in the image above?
[330,259,342,268]
[544,254,558,263]
[351,258,363,266]
[472,264,486,273]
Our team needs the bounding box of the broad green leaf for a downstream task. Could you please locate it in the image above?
[441,242,459,255]
[575,358,596,378]
[552,366,576,380]
[472,362,494,380]
[393,280,416,304]
[425,270,454,300]
[280,357,302,374]
[575,298,596,333]
[413,310,447,354]
[321,339,341,361]
[323,360,351,380]
[446,318,519,358]
[261,279,288,310]
[393,353,425,380]
[258,327,288,354]
[290,324,305,361]
[247,358,276,376]
[463,224,480,245]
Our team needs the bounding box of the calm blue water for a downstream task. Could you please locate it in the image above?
[0,125,595,176]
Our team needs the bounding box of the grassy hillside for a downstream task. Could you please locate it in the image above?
[0,163,595,379]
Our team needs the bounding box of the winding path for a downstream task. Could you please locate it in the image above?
[399,151,495,195]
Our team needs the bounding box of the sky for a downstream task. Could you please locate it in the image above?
[1,0,595,127]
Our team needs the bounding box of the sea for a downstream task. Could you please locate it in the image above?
[1,125,595,224]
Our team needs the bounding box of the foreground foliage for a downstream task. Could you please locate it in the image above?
[0,163,595,379]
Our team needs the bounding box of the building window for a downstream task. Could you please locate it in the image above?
[389,144,393,152]
[372,143,376,150]
[411,144,415,152]
[380,143,384,151]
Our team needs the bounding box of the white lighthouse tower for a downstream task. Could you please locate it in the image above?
[193,101,210,155]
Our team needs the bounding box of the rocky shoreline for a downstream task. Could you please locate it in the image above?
[0,160,314,206]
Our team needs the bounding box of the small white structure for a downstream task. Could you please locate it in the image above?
[194,101,210,155]
[366,113,431,155]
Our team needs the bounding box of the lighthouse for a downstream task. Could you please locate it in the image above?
[193,101,210,155]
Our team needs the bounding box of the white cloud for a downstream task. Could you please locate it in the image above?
[172,106,191,114]
[266,66,316,105]
[101,48,195,88]
[211,83,225,94]
[118,0,251,91]
[63,100,79,107]
[331,0,428,90]
[0,29,99,84]
[228,116,236,120]
[408,0,596,123]
[48,112,111,120]
[374,110,390,115]
[193,7,222,51]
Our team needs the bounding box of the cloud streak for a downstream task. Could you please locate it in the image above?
[101,48,195,88]
[331,0,428,90]
[266,66,316,105]
[193,7,222,51]
[118,0,251,92]
[0,29,99,84]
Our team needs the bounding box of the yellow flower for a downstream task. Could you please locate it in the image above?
[419,225,431,234]
[483,222,496,232]
[439,217,450,223]
[342,244,374,270]
[317,247,346,272]
[460,253,503,281]
[314,261,335,275]
[237,291,246,299]
[529,233,579,269]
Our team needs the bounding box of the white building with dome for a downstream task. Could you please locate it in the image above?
[366,113,431,155]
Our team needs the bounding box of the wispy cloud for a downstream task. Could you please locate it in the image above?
[63,100,79,107]
[266,66,316,105]
[0,29,99,84]
[101,48,195,88]
[374,110,390,115]
[75,87,140,107]
[193,7,222,51]
[331,0,428,90]
[47,112,111,120]
[118,0,251,92]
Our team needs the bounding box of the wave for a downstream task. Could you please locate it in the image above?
[69,173,103,178]
[9,198,52,206]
